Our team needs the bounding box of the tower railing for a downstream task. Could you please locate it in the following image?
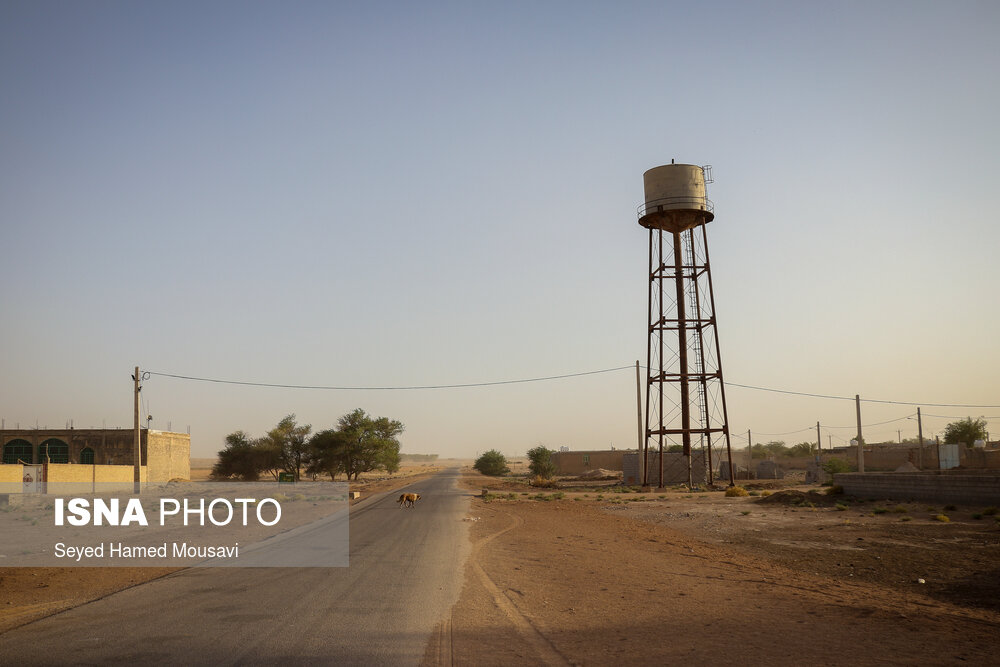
[637,196,714,220]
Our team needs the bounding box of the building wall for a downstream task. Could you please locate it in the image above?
[146,431,191,481]
[0,465,21,485]
[835,471,1000,505]
[0,428,190,483]
[0,463,150,492]
[551,450,627,476]
[45,463,148,494]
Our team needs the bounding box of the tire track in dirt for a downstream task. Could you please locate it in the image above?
[468,509,571,667]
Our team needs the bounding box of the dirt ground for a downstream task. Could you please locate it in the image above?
[6,463,1000,665]
[423,470,1000,666]
[0,462,444,634]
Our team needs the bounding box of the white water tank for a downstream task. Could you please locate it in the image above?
[638,163,714,232]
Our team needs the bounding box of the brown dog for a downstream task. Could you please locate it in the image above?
[397,492,421,508]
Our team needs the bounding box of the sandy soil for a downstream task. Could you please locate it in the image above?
[0,463,443,634]
[423,470,1000,666]
[7,463,999,665]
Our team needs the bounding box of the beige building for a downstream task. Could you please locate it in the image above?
[0,428,190,484]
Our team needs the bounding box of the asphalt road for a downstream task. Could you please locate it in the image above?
[0,468,473,665]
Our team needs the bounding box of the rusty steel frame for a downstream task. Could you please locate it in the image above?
[641,221,734,488]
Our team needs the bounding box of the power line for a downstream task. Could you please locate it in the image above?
[147,365,635,391]
[923,413,1000,420]
[822,414,917,429]
[724,381,1000,409]
[146,365,998,409]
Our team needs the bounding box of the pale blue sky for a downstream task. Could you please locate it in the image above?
[2,1,998,459]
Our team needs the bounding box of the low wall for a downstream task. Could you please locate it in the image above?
[834,471,1000,505]
[552,451,627,476]
[0,465,21,485]
[0,463,148,494]
[623,452,708,487]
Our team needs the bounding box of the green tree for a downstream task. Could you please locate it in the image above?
[786,441,815,457]
[211,431,265,481]
[943,416,988,446]
[822,458,852,475]
[306,429,348,481]
[267,414,312,481]
[526,445,556,479]
[750,441,788,459]
[474,450,510,476]
[372,416,402,474]
[329,408,405,480]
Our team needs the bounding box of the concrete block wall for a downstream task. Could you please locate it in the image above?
[623,451,707,487]
[146,431,191,481]
[835,471,1000,505]
[45,463,148,494]
[551,450,627,476]
[0,464,23,493]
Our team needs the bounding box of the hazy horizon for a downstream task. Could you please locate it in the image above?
[2,2,997,460]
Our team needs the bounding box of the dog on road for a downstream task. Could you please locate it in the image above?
[397,492,421,508]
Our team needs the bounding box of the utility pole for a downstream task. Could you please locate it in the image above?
[635,360,644,485]
[746,429,752,481]
[816,421,821,453]
[855,394,864,473]
[917,407,924,470]
[132,366,141,494]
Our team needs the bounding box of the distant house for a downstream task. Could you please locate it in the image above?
[0,428,190,484]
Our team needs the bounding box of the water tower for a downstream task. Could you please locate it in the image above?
[638,162,734,488]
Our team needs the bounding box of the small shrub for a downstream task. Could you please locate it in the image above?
[741,510,751,516]
[822,458,852,476]
[760,490,772,498]
[748,491,760,497]
[983,506,998,516]
[474,450,511,477]
[944,504,957,512]
[892,505,908,513]
[725,486,749,497]
[972,513,983,520]
[526,445,556,479]
[901,516,912,522]
[835,504,848,512]
[873,507,888,515]
[934,514,950,522]
[825,485,843,496]
[529,475,558,489]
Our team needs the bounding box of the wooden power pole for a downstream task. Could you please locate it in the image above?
[133,366,141,494]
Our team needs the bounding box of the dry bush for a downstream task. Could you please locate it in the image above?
[529,475,559,489]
